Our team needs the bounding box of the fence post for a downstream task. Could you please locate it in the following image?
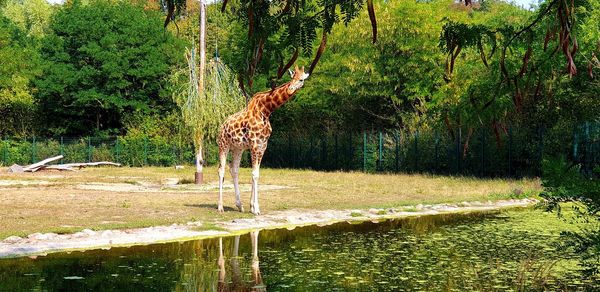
[142,136,148,166]
[537,127,544,176]
[349,133,354,170]
[508,126,513,177]
[378,131,383,171]
[115,136,120,164]
[584,122,591,175]
[456,128,461,174]
[414,129,419,172]
[480,130,485,176]
[363,131,367,172]
[573,129,579,162]
[2,136,7,165]
[434,131,439,173]
[334,134,339,169]
[592,123,597,169]
[395,130,399,172]
[31,136,36,164]
[87,137,92,163]
[287,134,292,168]
[321,134,326,170]
[59,136,64,164]
[144,136,148,166]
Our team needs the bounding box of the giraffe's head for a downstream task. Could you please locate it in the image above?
[287,65,310,95]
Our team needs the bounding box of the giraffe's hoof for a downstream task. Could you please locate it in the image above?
[251,209,261,215]
[236,204,244,212]
[217,206,224,213]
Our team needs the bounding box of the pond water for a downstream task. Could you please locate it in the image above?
[0,208,597,291]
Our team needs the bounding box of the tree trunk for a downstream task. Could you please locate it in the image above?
[195,143,204,184]
[195,0,206,185]
[199,0,206,93]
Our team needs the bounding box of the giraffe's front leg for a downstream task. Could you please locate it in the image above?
[217,148,228,213]
[250,140,266,215]
[250,166,260,215]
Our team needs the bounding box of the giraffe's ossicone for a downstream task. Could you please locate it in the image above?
[217,65,310,215]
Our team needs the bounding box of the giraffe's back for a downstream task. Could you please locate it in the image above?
[218,109,272,151]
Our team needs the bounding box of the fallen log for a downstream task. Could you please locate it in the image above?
[43,165,77,171]
[23,155,64,172]
[53,162,121,169]
[6,155,121,172]
[37,161,121,172]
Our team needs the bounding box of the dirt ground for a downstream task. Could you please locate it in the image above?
[0,166,541,239]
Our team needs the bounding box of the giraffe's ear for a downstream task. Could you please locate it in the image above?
[294,64,299,71]
[288,69,294,78]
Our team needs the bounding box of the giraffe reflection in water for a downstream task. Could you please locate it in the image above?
[218,231,266,292]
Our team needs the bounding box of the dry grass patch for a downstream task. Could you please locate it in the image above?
[0,166,541,238]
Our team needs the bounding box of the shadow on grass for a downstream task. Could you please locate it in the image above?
[184,204,237,211]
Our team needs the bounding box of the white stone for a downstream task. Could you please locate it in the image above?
[27,233,42,239]
[162,178,180,186]
[7,164,24,173]
[81,229,96,236]
[3,236,23,243]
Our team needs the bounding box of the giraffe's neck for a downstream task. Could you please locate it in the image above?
[255,82,295,117]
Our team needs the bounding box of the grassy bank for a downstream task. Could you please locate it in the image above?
[0,167,541,239]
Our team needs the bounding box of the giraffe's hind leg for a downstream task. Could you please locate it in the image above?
[230,149,244,212]
[217,147,229,213]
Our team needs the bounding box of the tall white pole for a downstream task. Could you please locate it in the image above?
[199,0,206,93]
[196,0,207,184]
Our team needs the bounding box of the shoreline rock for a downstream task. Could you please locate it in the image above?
[0,198,539,259]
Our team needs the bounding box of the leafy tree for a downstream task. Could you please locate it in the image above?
[35,0,184,136]
[411,0,600,157]
[269,0,529,133]
[541,158,600,276]
[170,48,244,182]
[1,0,53,39]
[165,0,379,97]
[0,14,39,137]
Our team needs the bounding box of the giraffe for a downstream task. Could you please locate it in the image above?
[217,65,310,215]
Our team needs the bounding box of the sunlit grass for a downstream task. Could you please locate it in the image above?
[0,166,541,238]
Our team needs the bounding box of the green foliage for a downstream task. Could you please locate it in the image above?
[0,15,39,137]
[206,0,377,94]
[541,158,600,214]
[34,0,185,136]
[541,157,600,276]
[270,0,525,132]
[170,47,245,162]
[1,0,53,38]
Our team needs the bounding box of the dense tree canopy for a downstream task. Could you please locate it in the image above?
[1,0,53,38]
[34,0,184,136]
[165,0,379,97]
[0,0,596,141]
[0,14,39,137]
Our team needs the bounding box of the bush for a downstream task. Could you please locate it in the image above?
[541,157,600,276]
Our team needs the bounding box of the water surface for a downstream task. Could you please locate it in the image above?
[0,208,596,291]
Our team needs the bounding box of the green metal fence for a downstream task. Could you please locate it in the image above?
[264,123,597,177]
[1,122,597,177]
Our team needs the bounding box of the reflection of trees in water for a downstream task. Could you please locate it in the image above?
[0,233,265,291]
